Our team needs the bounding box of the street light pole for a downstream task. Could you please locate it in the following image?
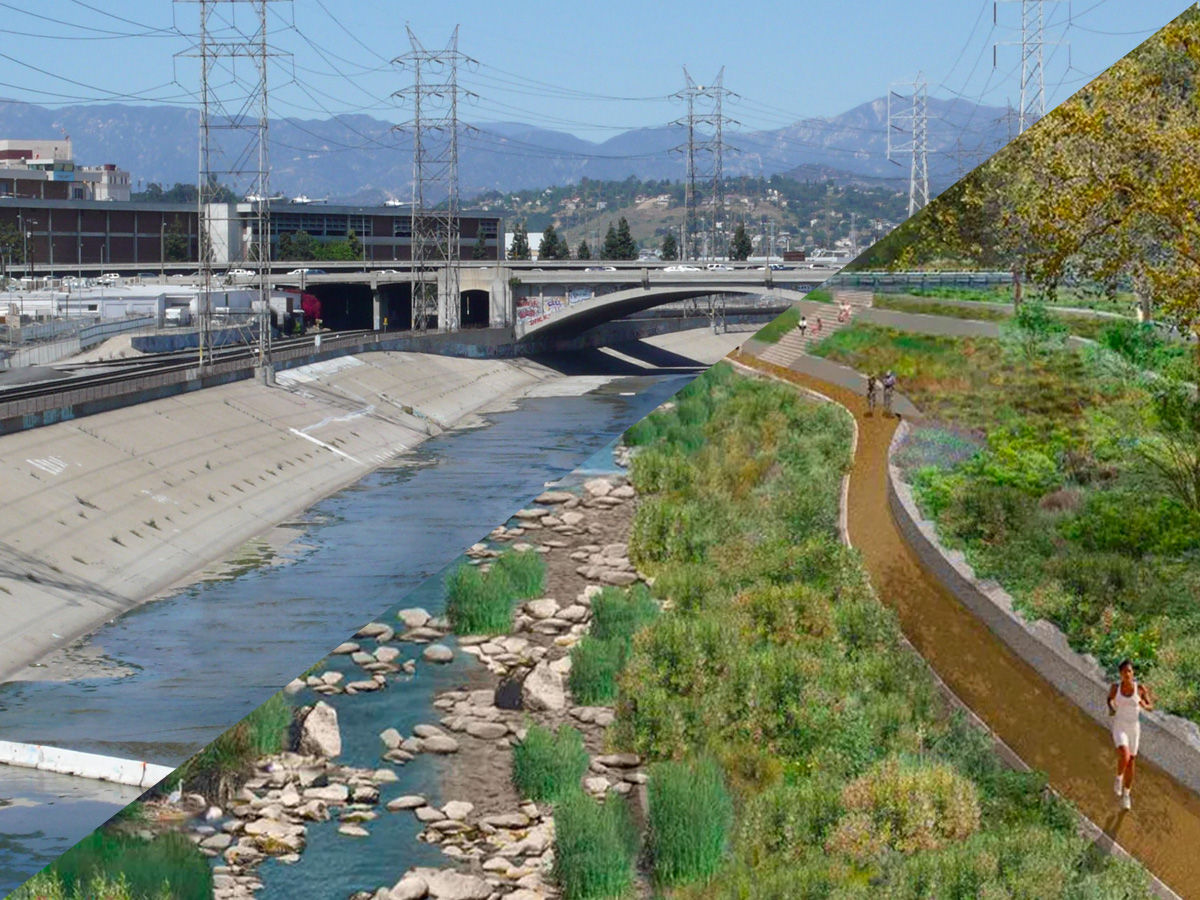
[161,221,166,281]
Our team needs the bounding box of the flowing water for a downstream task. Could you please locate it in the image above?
[0,371,693,895]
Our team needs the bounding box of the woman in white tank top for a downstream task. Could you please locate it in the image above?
[1107,659,1153,810]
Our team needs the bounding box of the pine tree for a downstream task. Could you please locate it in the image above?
[615,217,637,260]
[576,239,591,260]
[472,230,489,260]
[602,223,619,260]
[661,232,678,261]
[509,223,531,260]
[539,224,565,261]
[730,222,753,261]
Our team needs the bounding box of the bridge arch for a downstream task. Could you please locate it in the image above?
[514,284,822,342]
[460,289,490,328]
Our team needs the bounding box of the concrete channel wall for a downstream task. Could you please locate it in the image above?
[0,740,173,789]
[887,420,1200,798]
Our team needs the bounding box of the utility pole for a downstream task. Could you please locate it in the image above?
[396,26,476,333]
[672,66,737,261]
[888,73,929,217]
[177,0,288,370]
[705,68,734,262]
[671,68,702,261]
[995,1,1069,134]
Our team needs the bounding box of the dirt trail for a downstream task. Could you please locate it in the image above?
[733,352,1200,900]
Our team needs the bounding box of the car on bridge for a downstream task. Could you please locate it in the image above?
[287,268,327,276]
[664,265,702,272]
[706,264,734,271]
[584,266,617,272]
[225,269,255,278]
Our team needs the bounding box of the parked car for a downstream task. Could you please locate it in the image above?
[98,272,121,283]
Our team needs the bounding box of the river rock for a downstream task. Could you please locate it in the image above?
[387,795,426,811]
[338,823,369,838]
[520,661,566,711]
[494,677,523,710]
[304,784,349,803]
[397,608,431,629]
[422,644,453,664]
[561,511,586,526]
[298,702,341,759]
[356,622,393,640]
[425,871,491,900]
[465,721,508,740]
[321,671,344,686]
[595,753,641,768]
[351,651,376,666]
[583,478,613,497]
[420,735,460,754]
[200,833,233,851]
[413,724,444,738]
[525,598,559,619]
[513,507,550,519]
[380,728,402,750]
[442,800,474,820]
[535,491,575,504]
[332,642,360,655]
[391,875,430,900]
[374,646,402,664]
[283,678,306,694]
[414,806,446,822]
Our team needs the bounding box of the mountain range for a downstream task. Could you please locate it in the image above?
[0,96,1009,203]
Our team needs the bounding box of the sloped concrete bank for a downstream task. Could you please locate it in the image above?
[887,420,1200,797]
[0,351,573,684]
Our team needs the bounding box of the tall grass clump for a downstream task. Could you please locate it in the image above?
[647,755,733,887]
[12,831,212,900]
[552,789,638,900]
[512,723,590,803]
[569,585,659,705]
[445,549,545,634]
[172,691,292,803]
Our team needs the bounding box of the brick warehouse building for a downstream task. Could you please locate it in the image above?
[0,198,503,270]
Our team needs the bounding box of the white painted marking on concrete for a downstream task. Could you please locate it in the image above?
[0,740,174,789]
[298,406,375,435]
[27,457,68,475]
[288,428,363,465]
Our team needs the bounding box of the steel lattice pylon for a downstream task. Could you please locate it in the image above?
[995,1,1069,134]
[176,0,288,369]
[888,73,929,217]
[671,67,737,262]
[395,26,476,332]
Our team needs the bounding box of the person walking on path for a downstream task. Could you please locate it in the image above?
[797,314,808,339]
[866,373,878,414]
[815,316,823,336]
[1108,659,1154,810]
[882,370,897,416]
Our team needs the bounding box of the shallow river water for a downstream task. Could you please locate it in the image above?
[0,371,693,895]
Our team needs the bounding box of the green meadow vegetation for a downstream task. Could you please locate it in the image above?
[445,549,546,634]
[753,288,832,344]
[568,584,659,705]
[814,321,1200,724]
[560,362,1154,898]
[10,832,212,900]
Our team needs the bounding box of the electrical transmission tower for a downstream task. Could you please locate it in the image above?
[671,67,737,261]
[888,74,929,217]
[995,1,1069,134]
[396,26,476,332]
[177,0,288,370]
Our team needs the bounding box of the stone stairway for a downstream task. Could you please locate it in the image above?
[757,289,873,369]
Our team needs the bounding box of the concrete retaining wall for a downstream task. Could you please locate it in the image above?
[0,740,174,788]
[887,420,1200,797]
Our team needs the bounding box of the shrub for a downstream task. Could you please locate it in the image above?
[172,692,292,804]
[647,755,733,886]
[490,549,546,600]
[17,831,212,900]
[552,790,638,900]
[826,756,980,862]
[734,776,844,867]
[568,637,626,705]
[512,724,589,803]
[589,584,659,643]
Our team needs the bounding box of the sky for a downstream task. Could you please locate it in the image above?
[0,0,1190,142]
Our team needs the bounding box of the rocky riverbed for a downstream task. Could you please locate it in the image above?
[146,461,652,900]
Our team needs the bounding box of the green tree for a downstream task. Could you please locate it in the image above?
[164,219,189,262]
[289,231,318,261]
[602,222,619,260]
[615,216,637,260]
[730,222,753,261]
[472,230,489,260]
[276,232,294,261]
[539,224,568,261]
[660,231,678,261]
[1136,380,1200,513]
[576,239,591,260]
[347,229,363,260]
[510,223,531,260]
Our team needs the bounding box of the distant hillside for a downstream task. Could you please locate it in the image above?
[0,96,1007,201]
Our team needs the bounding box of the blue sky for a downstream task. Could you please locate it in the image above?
[0,0,1189,139]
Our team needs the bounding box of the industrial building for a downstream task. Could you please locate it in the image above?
[0,139,132,202]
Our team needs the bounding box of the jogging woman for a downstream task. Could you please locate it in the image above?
[1108,659,1153,810]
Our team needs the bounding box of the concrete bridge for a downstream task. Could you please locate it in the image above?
[268,260,837,340]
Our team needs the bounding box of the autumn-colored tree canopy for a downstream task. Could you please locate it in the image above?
[853,8,1200,343]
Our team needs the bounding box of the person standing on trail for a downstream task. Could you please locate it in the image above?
[797,314,808,338]
[882,370,897,416]
[1108,659,1153,810]
[866,374,878,414]
[815,316,823,336]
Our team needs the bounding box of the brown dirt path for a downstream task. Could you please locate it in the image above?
[732,351,1200,900]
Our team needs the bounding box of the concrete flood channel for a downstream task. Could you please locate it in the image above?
[735,353,1200,900]
[0,372,690,895]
